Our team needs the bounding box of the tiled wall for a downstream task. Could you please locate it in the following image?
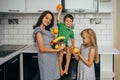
[0,13,113,47]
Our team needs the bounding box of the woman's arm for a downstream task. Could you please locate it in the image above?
[36,32,65,53]
[79,48,95,67]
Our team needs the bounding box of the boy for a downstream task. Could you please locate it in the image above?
[57,6,75,76]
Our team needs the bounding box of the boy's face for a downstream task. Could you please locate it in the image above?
[64,17,73,28]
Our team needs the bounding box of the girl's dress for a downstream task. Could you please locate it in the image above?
[33,27,60,80]
[77,44,95,80]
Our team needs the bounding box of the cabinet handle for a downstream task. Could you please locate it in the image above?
[37,10,44,12]
[8,9,20,12]
[9,58,18,63]
[32,56,38,58]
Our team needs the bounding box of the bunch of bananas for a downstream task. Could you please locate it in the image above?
[50,36,65,49]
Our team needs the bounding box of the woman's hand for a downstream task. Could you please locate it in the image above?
[57,43,65,52]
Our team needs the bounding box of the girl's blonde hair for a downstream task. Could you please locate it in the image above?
[81,28,99,64]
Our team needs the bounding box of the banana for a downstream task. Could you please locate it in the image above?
[55,44,59,49]
[53,36,65,43]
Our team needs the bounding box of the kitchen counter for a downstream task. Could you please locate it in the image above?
[98,46,120,54]
[22,45,38,53]
[0,45,119,65]
[22,45,120,54]
[0,45,28,65]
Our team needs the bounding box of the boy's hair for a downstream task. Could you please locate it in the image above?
[81,28,99,64]
[64,14,74,22]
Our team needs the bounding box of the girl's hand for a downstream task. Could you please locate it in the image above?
[72,49,80,60]
[74,55,80,61]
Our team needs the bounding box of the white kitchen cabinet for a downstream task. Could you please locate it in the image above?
[0,0,25,12]
[99,0,113,13]
[26,0,61,13]
[62,0,98,13]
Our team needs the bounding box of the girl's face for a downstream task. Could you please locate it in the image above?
[42,13,52,27]
[81,33,90,46]
[64,17,73,28]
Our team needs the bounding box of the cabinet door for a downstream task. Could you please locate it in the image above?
[26,0,61,13]
[23,53,40,80]
[0,64,5,80]
[0,0,25,12]
[99,0,112,13]
[63,0,97,12]
[4,55,20,80]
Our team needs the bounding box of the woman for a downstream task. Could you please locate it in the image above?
[33,11,65,80]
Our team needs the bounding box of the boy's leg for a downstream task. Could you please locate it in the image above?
[64,47,71,75]
[59,50,64,76]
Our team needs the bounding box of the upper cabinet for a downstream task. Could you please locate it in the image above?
[62,0,98,13]
[0,0,113,13]
[0,0,25,13]
[26,0,61,13]
[99,0,112,13]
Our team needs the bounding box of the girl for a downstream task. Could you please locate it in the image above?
[73,28,99,80]
[33,11,65,80]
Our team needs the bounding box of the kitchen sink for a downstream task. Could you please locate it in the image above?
[0,45,27,58]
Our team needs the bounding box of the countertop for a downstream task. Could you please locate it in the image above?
[0,45,28,65]
[0,44,120,65]
[98,46,120,54]
[22,45,120,54]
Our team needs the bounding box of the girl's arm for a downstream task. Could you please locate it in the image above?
[36,32,65,53]
[79,48,95,67]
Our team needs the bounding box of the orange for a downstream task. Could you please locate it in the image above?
[57,4,63,10]
[73,48,79,54]
[53,27,58,34]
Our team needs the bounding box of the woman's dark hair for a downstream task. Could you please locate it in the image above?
[33,10,54,31]
[64,14,74,22]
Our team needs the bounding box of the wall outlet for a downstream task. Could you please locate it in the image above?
[8,19,19,24]
[90,18,101,24]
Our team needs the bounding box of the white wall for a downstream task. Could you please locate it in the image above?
[0,13,113,47]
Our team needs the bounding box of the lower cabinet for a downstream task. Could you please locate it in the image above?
[0,55,20,80]
[60,54,78,80]
[23,53,40,80]
[94,55,100,80]
[0,64,5,80]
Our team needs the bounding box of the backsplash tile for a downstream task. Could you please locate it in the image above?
[0,13,113,47]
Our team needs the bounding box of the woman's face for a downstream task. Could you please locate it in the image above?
[42,13,52,27]
[64,17,73,28]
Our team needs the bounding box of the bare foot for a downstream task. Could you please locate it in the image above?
[63,69,68,75]
[60,69,64,76]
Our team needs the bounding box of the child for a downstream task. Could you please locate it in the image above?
[57,5,75,76]
[73,28,99,80]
